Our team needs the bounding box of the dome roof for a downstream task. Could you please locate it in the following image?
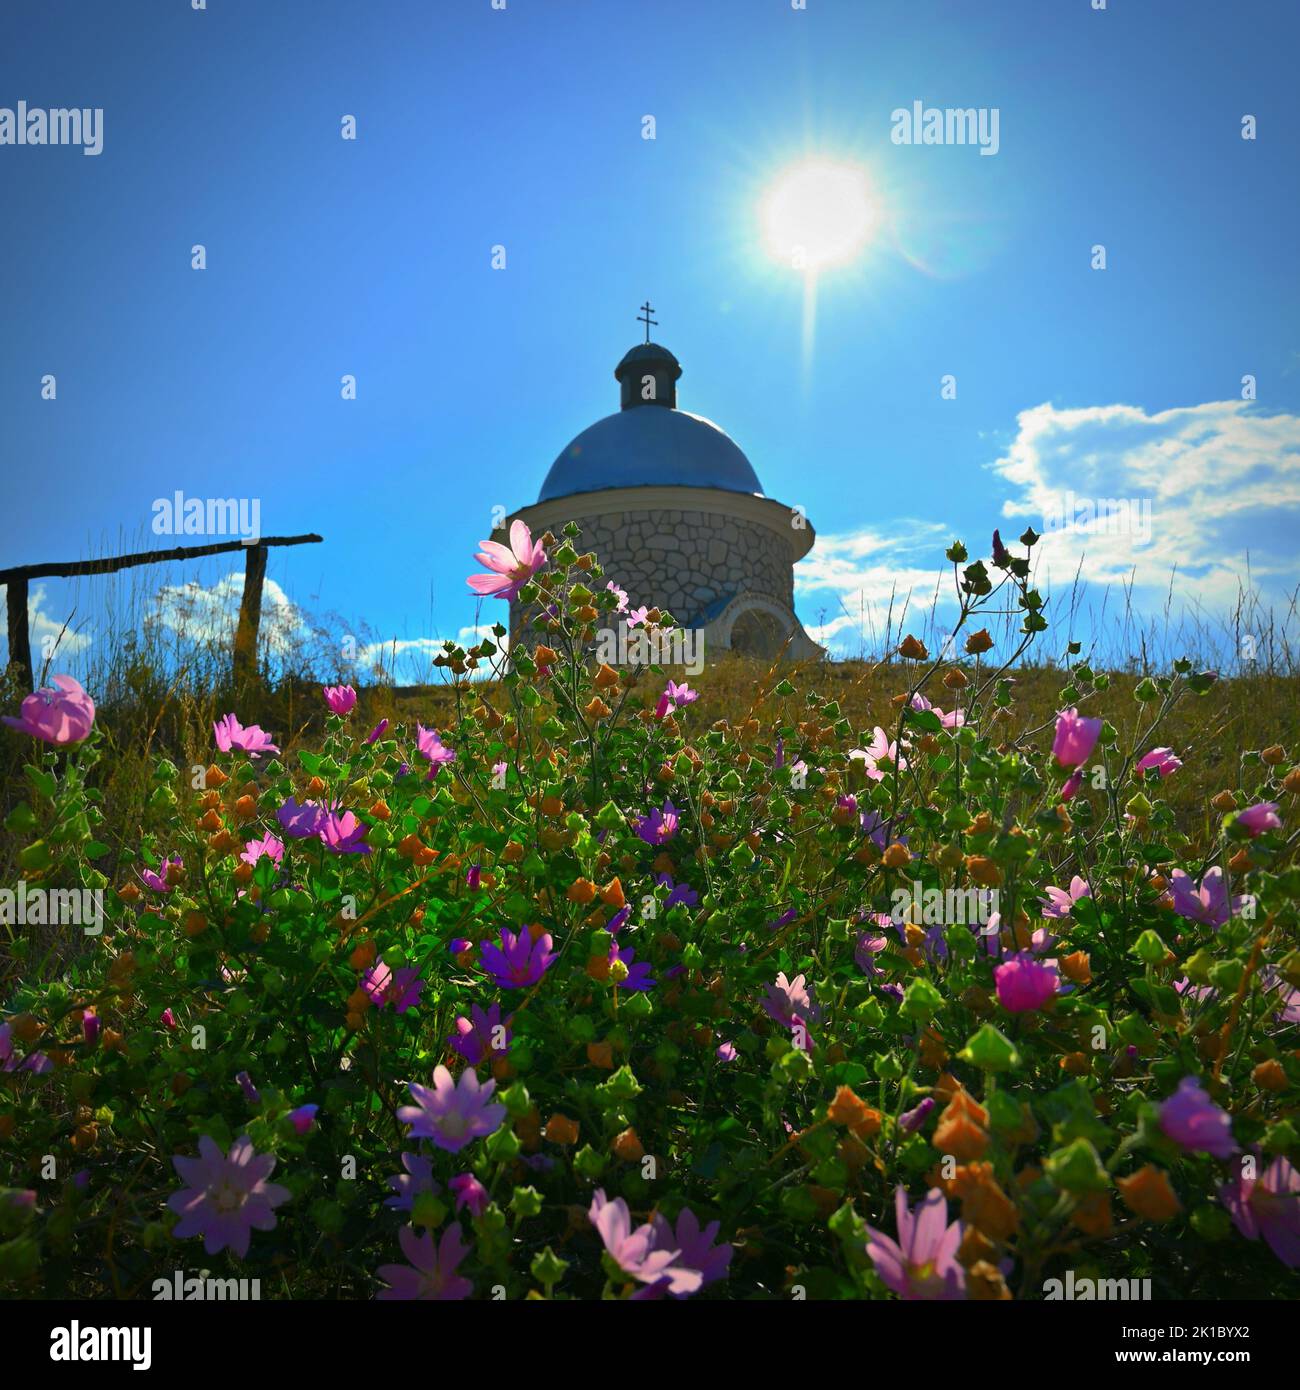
[539,406,764,503]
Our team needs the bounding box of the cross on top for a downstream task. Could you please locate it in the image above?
[636,300,658,343]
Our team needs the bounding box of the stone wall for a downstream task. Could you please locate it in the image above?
[551,505,795,625]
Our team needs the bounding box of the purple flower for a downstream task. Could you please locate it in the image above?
[994,952,1060,1013]
[236,1070,261,1105]
[762,971,819,1052]
[855,932,889,977]
[588,1190,703,1295]
[1060,767,1085,802]
[447,1003,511,1065]
[366,718,389,744]
[1159,1076,1238,1160]
[377,1223,473,1300]
[276,797,326,839]
[1040,875,1090,920]
[398,1065,506,1153]
[1169,867,1243,930]
[634,800,680,846]
[649,1207,732,1295]
[657,874,698,909]
[900,1096,936,1134]
[138,856,182,894]
[1136,746,1182,778]
[416,725,456,778]
[448,937,472,956]
[323,684,357,715]
[213,713,279,758]
[1236,801,1282,837]
[866,1187,965,1301]
[288,1104,318,1135]
[82,1009,101,1047]
[609,943,656,992]
[716,1041,737,1062]
[385,1152,439,1212]
[2,674,95,745]
[1219,1154,1300,1268]
[0,1022,52,1074]
[1051,707,1101,769]
[362,959,424,1014]
[479,927,556,989]
[465,863,482,890]
[166,1135,290,1258]
[318,808,370,855]
[449,1172,490,1218]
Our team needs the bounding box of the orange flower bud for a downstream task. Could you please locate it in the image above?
[233,793,258,820]
[1116,1165,1182,1222]
[943,667,969,690]
[1261,744,1286,766]
[1211,790,1237,812]
[204,763,228,788]
[882,842,912,869]
[934,1111,990,1163]
[197,808,224,833]
[612,1127,644,1162]
[1253,1058,1287,1092]
[964,628,994,655]
[1059,950,1092,985]
[967,1260,1013,1300]
[369,798,391,821]
[1071,1191,1114,1237]
[544,1113,579,1146]
[183,911,208,938]
[502,840,525,864]
[567,877,597,905]
[349,939,377,971]
[594,663,621,690]
[599,877,626,909]
[117,882,142,903]
[583,696,612,720]
[898,635,928,660]
[540,795,565,818]
[965,855,1002,887]
[586,1041,614,1070]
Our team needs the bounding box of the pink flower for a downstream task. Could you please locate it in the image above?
[449,1172,490,1218]
[909,692,964,728]
[377,1223,473,1300]
[361,958,424,1013]
[213,713,279,758]
[762,971,819,1051]
[166,1135,290,1258]
[634,800,680,846]
[715,1041,737,1062]
[649,1207,733,1295]
[1159,1076,1238,1160]
[161,1008,178,1030]
[323,684,357,715]
[656,680,699,719]
[366,718,389,744]
[851,727,907,780]
[138,856,182,893]
[626,606,650,628]
[1052,707,1102,768]
[1236,801,1281,837]
[467,519,547,602]
[317,808,370,855]
[606,580,629,612]
[994,951,1060,1013]
[588,1189,703,1295]
[1136,746,1182,778]
[866,1187,965,1301]
[2,675,95,745]
[240,832,284,867]
[416,725,456,777]
[448,1002,511,1065]
[288,1104,318,1135]
[479,927,556,989]
[1219,1155,1300,1268]
[384,1152,438,1211]
[1040,875,1090,920]
[398,1065,506,1153]
[1059,767,1085,802]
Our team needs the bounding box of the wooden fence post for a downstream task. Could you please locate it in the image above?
[233,544,268,685]
[5,576,31,686]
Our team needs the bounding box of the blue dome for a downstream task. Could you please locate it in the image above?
[539,407,764,503]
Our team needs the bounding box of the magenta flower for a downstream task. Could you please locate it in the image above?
[479,927,556,989]
[1040,875,1090,920]
[467,519,547,602]
[649,1207,733,1295]
[82,1009,100,1047]
[416,725,456,778]
[1219,1155,1300,1268]
[317,808,370,855]
[626,605,649,628]
[1159,1076,1238,1160]
[1169,867,1243,930]
[2,675,95,745]
[213,713,279,757]
[866,1186,965,1301]
[385,1152,439,1212]
[994,951,1060,1013]
[1236,801,1282,837]
[448,1002,512,1065]
[398,1065,506,1153]
[138,855,182,893]
[276,797,326,839]
[588,1189,703,1295]
[160,1007,178,1031]
[1136,746,1182,778]
[166,1135,289,1258]
[1051,707,1102,769]
[1059,767,1085,802]
[288,1104,318,1135]
[366,718,389,744]
[449,1172,490,1218]
[240,832,284,867]
[854,932,889,976]
[377,1223,473,1300]
[909,692,964,728]
[900,1096,936,1134]
[634,800,680,846]
[0,1021,52,1074]
[362,959,424,1014]
[465,864,482,891]
[323,684,357,715]
[655,680,699,719]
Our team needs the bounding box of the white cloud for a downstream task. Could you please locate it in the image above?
[0,583,93,667]
[148,571,309,657]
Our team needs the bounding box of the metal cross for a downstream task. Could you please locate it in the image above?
[636,300,658,343]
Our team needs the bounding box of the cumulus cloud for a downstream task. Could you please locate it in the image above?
[148,571,309,657]
[0,583,93,667]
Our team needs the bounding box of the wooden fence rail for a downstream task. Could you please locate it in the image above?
[0,534,323,687]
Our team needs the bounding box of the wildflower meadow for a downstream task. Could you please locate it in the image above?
[2,522,1297,1309]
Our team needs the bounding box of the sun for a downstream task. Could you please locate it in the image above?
[759,158,878,273]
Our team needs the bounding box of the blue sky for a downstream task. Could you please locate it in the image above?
[3,0,1298,677]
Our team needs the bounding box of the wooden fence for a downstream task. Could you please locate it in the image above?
[0,534,322,686]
